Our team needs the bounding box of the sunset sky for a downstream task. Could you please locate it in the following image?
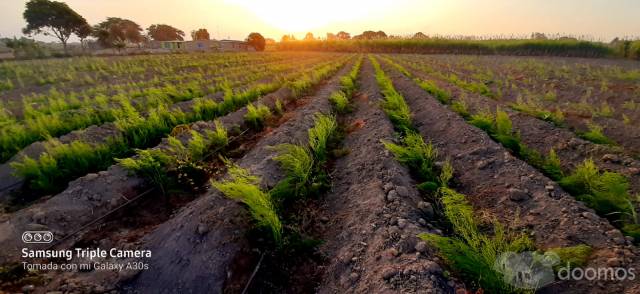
[1,0,639,42]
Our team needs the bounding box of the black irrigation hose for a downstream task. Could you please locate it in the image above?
[242,252,265,294]
[0,181,22,192]
[45,187,155,250]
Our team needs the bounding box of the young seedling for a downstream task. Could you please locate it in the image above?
[212,161,282,245]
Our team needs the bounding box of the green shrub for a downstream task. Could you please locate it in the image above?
[580,123,614,145]
[622,224,640,242]
[370,56,413,132]
[416,79,451,104]
[329,90,350,113]
[12,139,123,193]
[270,143,314,199]
[118,149,172,195]
[419,187,535,293]
[212,162,282,244]
[451,99,470,118]
[193,98,219,120]
[469,111,494,132]
[339,76,355,95]
[542,149,564,180]
[494,109,521,152]
[308,113,337,163]
[274,98,284,115]
[548,244,592,269]
[270,113,337,200]
[244,103,272,130]
[206,120,229,150]
[382,131,438,183]
[559,159,634,223]
[510,96,564,125]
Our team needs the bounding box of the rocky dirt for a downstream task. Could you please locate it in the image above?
[316,58,454,293]
[382,60,640,294]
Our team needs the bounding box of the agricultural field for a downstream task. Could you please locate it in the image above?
[0,51,639,294]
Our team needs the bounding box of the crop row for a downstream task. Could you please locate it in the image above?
[381,56,640,244]
[371,55,636,293]
[393,55,640,152]
[0,52,292,92]
[9,55,351,201]
[0,54,333,162]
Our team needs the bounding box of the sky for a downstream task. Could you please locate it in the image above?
[1,0,639,43]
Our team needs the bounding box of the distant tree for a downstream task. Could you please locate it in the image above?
[326,33,337,41]
[353,30,387,40]
[76,22,92,51]
[22,0,89,54]
[304,32,315,41]
[281,34,296,42]
[558,36,577,41]
[353,31,386,40]
[246,32,265,51]
[336,31,350,40]
[190,28,210,40]
[4,37,47,58]
[265,38,276,45]
[531,32,548,40]
[412,32,428,39]
[92,17,143,51]
[147,24,184,41]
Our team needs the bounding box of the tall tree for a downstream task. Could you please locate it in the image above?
[281,34,295,42]
[22,0,89,54]
[354,30,388,40]
[147,24,185,41]
[304,32,315,41]
[336,31,350,40]
[246,32,265,51]
[92,17,143,51]
[75,22,92,51]
[191,28,210,41]
[412,32,428,39]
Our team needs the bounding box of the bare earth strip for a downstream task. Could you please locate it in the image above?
[317,58,454,293]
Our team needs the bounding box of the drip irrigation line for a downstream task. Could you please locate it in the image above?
[242,252,265,294]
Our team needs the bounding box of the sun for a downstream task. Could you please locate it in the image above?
[228,0,388,33]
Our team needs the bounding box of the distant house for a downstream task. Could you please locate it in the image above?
[218,40,255,52]
[186,40,218,51]
[149,40,185,50]
[147,39,254,52]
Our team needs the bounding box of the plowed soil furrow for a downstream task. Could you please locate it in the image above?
[316,58,453,293]
[90,60,353,293]
[391,57,640,195]
[381,60,640,294]
[399,55,640,157]
[0,59,348,266]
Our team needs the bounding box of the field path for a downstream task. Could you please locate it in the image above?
[317,58,453,293]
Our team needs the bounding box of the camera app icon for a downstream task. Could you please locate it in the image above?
[22,231,54,244]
